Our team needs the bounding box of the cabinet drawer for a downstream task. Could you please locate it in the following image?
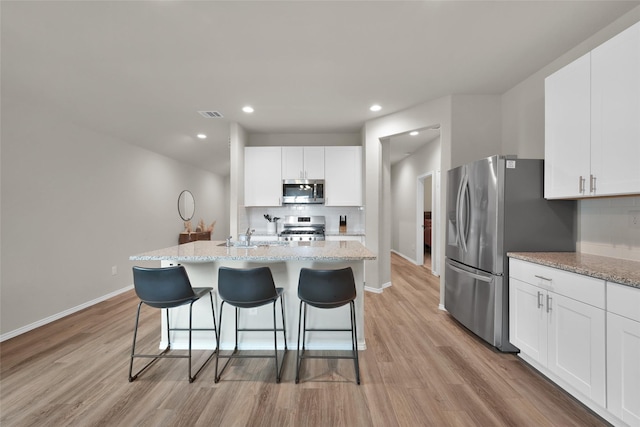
[608,282,640,322]
[509,258,605,309]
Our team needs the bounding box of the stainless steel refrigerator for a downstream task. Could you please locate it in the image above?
[445,155,576,352]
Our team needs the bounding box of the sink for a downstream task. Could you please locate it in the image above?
[216,242,257,249]
[217,240,288,248]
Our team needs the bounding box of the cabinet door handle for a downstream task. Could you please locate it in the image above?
[590,174,597,193]
[579,176,585,194]
[546,295,552,313]
[534,274,552,282]
[537,291,543,309]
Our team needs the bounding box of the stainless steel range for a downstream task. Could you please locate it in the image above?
[278,216,325,241]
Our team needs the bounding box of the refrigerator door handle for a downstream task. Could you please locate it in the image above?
[457,173,470,252]
[447,261,492,282]
[455,171,465,247]
[456,171,469,252]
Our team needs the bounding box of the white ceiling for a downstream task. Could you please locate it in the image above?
[3,1,638,175]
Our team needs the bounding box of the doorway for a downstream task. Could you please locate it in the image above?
[416,171,439,276]
[422,175,432,269]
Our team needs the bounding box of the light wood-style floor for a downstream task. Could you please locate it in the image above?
[1,253,607,426]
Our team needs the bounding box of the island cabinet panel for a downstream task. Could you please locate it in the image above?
[509,259,606,408]
[245,147,282,206]
[545,21,640,199]
[607,282,640,426]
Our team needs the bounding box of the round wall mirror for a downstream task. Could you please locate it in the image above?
[177,190,195,221]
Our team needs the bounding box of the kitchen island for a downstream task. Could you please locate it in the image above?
[130,240,376,351]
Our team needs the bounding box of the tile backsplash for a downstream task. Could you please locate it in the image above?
[579,196,640,261]
[239,205,364,236]
[237,197,640,261]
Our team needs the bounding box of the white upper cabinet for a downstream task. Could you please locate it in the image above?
[244,147,282,207]
[545,21,640,199]
[324,146,363,206]
[591,22,640,197]
[544,53,591,198]
[282,146,325,180]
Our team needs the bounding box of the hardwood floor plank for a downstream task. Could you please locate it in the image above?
[0,253,608,426]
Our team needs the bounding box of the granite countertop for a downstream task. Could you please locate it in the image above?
[508,252,640,289]
[325,231,365,237]
[130,240,377,262]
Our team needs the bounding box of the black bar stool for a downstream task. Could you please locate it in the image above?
[215,266,288,383]
[129,265,217,383]
[295,267,360,384]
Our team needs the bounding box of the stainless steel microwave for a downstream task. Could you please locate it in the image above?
[282,179,325,204]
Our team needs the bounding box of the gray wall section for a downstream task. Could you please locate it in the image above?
[1,103,229,336]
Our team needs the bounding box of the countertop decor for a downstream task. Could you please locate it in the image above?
[508,252,640,288]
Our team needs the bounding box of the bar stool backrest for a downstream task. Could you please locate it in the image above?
[298,267,356,309]
[132,266,196,308]
[218,266,278,308]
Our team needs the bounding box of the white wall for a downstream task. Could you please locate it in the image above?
[248,133,360,147]
[501,8,640,261]
[0,104,229,337]
[364,94,501,302]
[364,96,452,293]
[450,95,502,166]
[390,137,441,261]
[579,197,640,261]
[230,122,247,239]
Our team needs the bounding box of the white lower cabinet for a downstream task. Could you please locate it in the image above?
[607,282,640,427]
[509,278,548,365]
[546,292,606,406]
[509,259,606,409]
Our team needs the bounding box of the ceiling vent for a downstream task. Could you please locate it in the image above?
[198,111,224,118]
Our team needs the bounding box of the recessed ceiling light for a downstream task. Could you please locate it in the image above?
[410,131,419,136]
[197,134,207,139]
[369,104,382,112]
[242,106,254,113]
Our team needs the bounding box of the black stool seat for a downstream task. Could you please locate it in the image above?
[215,266,288,383]
[296,267,360,384]
[128,265,217,383]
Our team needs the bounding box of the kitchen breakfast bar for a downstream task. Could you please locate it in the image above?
[129,240,376,351]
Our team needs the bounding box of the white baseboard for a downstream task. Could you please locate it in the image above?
[438,304,447,311]
[0,285,134,342]
[391,249,419,265]
[365,281,391,294]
